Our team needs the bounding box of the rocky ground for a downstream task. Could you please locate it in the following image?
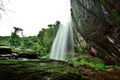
[0,59,120,80]
[0,59,88,80]
[81,67,120,80]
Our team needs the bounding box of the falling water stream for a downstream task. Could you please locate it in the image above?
[50,16,74,62]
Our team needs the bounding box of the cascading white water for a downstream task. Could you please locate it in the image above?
[50,17,74,62]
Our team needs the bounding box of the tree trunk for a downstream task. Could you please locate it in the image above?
[70,0,120,64]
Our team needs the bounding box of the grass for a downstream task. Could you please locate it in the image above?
[74,58,109,71]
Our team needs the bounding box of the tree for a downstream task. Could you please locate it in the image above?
[71,0,120,64]
[9,27,23,47]
[37,21,60,56]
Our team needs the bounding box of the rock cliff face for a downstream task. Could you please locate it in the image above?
[70,0,120,64]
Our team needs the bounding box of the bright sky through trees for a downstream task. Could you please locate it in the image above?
[0,0,71,36]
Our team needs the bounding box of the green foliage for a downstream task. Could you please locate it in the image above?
[9,27,23,47]
[33,42,42,56]
[0,21,60,58]
[36,21,60,56]
[74,58,109,71]
[9,32,20,46]
[0,36,10,46]
[21,36,38,49]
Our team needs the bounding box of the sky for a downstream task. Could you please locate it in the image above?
[0,0,71,36]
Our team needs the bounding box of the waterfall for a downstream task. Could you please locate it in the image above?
[50,17,74,62]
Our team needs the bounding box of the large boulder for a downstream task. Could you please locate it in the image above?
[70,0,120,64]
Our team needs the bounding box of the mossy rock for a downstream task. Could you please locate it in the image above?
[0,59,89,80]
